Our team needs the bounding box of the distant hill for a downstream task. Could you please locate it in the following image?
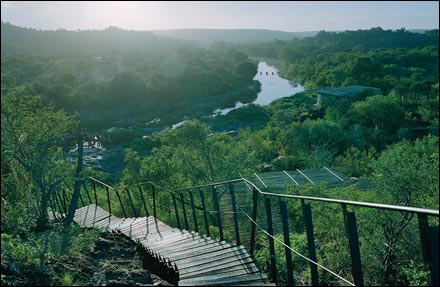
[0,22,193,55]
[151,29,318,43]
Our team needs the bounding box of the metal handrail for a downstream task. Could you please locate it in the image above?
[89,176,439,217]
[89,177,174,193]
[240,178,439,217]
[82,175,439,286]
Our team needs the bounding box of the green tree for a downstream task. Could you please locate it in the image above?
[1,95,75,230]
[371,135,439,208]
[234,61,258,79]
[123,120,258,188]
[368,136,439,284]
[348,95,404,149]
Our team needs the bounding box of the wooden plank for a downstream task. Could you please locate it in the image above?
[141,236,207,253]
[119,219,163,237]
[96,215,124,229]
[73,207,111,227]
[181,273,267,285]
[140,230,199,246]
[175,245,247,265]
[221,279,274,286]
[138,231,193,246]
[150,238,219,256]
[179,261,261,280]
[144,235,209,252]
[73,207,109,221]
[85,215,112,228]
[172,242,237,262]
[132,228,179,241]
[160,240,233,259]
[93,215,122,228]
[143,228,195,240]
[141,225,188,237]
[117,216,149,232]
[140,230,190,243]
[179,253,256,276]
[177,246,251,270]
[184,263,260,278]
[128,222,173,236]
[107,218,131,230]
[67,204,272,287]
[109,218,136,230]
[178,269,264,285]
[118,216,159,230]
[129,222,174,238]
[179,257,258,278]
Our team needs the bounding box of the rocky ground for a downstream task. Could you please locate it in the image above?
[1,231,174,286]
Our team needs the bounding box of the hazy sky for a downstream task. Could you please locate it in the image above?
[1,1,438,32]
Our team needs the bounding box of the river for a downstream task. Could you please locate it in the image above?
[212,61,304,116]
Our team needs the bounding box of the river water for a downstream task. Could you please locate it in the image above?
[212,61,304,116]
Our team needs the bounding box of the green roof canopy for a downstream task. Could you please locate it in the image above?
[314,86,381,97]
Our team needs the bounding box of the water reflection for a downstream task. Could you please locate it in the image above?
[213,61,304,116]
[252,61,304,105]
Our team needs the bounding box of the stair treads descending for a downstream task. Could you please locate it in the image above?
[70,204,274,286]
[179,273,270,286]
[73,204,114,227]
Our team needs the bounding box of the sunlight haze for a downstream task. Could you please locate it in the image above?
[1,1,439,32]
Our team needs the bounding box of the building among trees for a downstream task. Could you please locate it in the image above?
[314,86,381,106]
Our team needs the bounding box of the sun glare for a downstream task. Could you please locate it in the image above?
[85,1,166,30]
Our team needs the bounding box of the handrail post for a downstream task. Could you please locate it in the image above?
[138,185,149,217]
[126,187,138,217]
[83,182,93,204]
[151,185,157,220]
[48,196,58,220]
[199,188,210,237]
[115,188,127,218]
[341,203,349,237]
[280,198,294,286]
[189,191,199,232]
[53,191,63,217]
[303,204,319,286]
[78,190,85,207]
[62,188,68,214]
[347,212,364,286]
[429,227,439,286]
[105,186,112,215]
[229,182,241,246]
[180,192,189,230]
[56,190,66,217]
[265,196,277,284]
[212,186,224,240]
[172,194,181,229]
[92,181,98,206]
[250,186,259,255]
[418,213,431,263]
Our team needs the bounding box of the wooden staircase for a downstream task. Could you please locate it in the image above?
[71,204,275,286]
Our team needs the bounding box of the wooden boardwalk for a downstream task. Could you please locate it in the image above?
[71,204,274,286]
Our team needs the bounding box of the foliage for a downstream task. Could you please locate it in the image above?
[2,25,439,287]
[234,61,258,79]
[335,146,377,177]
[370,135,439,208]
[255,233,309,285]
[1,223,100,285]
[1,233,43,275]
[122,120,259,188]
[1,95,76,230]
[1,23,261,132]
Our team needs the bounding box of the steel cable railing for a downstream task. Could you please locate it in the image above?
[51,175,439,286]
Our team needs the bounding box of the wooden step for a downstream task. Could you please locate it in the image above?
[62,204,272,286]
